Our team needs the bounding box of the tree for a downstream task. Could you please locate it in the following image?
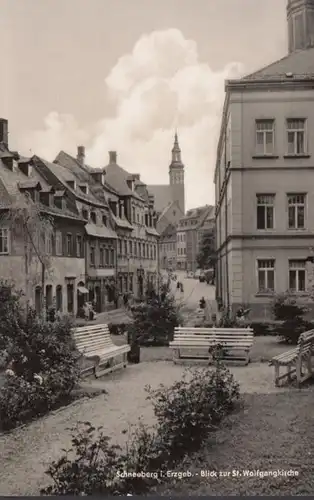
[197,231,216,269]
[0,193,54,315]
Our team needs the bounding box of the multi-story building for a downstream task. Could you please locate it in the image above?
[159,223,177,271]
[35,147,119,313]
[177,205,214,272]
[176,223,187,270]
[215,0,314,317]
[102,151,159,297]
[0,119,86,316]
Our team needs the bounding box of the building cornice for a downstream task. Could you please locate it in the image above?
[225,77,314,92]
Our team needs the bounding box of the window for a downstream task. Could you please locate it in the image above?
[124,240,128,256]
[110,248,115,266]
[102,215,107,226]
[90,212,97,224]
[0,228,9,254]
[82,209,88,220]
[100,247,104,267]
[90,246,95,266]
[55,231,62,256]
[255,120,275,155]
[129,240,132,256]
[132,206,136,222]
[257,259,275,293]
[104,248,109,265]
[66,234,72,256]
[76,235,83,257]
[289,260,306,292]
[287,194,306,229]
[153,244,157,260]
[133,241,137,257]
[118,239,122,256]
[45,233,52,254]
[287,119,306,155]
[137,213,140,224]
[256,194,275,229]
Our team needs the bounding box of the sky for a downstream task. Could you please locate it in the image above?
[1,0,287,209]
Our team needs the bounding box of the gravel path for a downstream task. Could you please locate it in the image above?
[0,361,293,495]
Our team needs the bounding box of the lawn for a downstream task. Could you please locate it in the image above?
[154,389,314,496]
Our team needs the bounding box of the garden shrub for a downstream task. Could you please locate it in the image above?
[42,359,240,495]
[0,290,81,430]
[131,283,181,346]
[271,292,312,344]
[145,358,240,466]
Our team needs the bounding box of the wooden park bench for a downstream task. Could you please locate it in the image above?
[169,326,254,365]
[269,329,314,387]
[73,324,130,378]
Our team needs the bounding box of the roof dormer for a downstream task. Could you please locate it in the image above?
[66,179,76,190]
[79,183,89,195]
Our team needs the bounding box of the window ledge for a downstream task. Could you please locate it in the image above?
[252,155,279,160]
[288,292,309,298]
[284,154,310,159]
[287,228,307,231]
[255,292,275,297]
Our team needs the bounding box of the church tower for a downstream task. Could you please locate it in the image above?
[169,131,185,214]
[287,0,314,53]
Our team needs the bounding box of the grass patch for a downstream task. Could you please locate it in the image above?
[154,390,314,496]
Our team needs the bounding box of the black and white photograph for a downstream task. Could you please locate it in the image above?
[0,0,314,496]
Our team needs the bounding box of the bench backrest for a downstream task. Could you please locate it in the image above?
[174,327,253,340]
[298,329,314,349]
[74,324,114,355]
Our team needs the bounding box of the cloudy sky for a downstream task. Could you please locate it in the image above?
[1,0,287,209]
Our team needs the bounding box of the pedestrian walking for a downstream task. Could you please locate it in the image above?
[180,283,184,293]
[177,281,181,290]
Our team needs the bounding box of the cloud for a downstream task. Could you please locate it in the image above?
[20,28,244,208]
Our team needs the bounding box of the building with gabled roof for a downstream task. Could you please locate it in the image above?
[215,0,314,318]
[0,123,87,316]
[177,205,214,272]
[54,147,160,299]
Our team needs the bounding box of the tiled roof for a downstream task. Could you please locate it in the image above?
[158,199,183,222]
[0,158,51,197]
[0,157,84,222]
[18,180,42,189]
[85,223,117,239]
[0,177,12,207]
[147,184,172,213]
[178,205,214,230]
[103,163,144,201]
[241,47,314,81]
[111,213,134,230]
[146,227,159,237]
[160,223,176,238]
[55,150,119,199]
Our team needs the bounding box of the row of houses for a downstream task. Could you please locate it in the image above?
[159,204,215,273]
[214,0,314,318]
[0,119,159,316]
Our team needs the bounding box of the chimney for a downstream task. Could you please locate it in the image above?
[0,118,8,147]
[109,151,117,164]
[77,145,85,166]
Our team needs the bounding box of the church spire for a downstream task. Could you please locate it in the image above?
[171,130,182,164]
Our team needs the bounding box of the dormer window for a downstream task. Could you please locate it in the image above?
[80,184,89,195]
[90,212,97,224]
[82,209,89,221]
[102,215,107,226]
[66,180,76,190]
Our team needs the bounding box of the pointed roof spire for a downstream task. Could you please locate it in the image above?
[172,129,181,153]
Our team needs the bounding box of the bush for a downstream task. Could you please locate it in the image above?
[42,360,240,495]
[145,359,240,466]
[108,323,126,335]
[248,320,282,336]
[271,292,312,344]
[0,290,81,430]
[131,283,181,345]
